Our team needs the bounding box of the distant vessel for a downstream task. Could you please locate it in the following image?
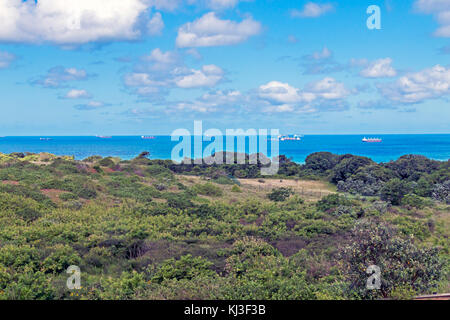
[141,136,155,139]
[96,135,112,139]
[40,138,52,141]
[362,137,382,143]
[278,134,302,141]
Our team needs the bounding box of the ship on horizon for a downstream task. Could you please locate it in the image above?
[141,136,156,139]
[278,134,302,141]
[362,137,382,143]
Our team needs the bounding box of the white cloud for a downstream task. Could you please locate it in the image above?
[290,2,334,18]
[33,67,90,88]
[0,0,163,44]
[124,73,168,88]
[257,78,351,113]
[123,49,225,99]
[147,12,164,36]
[258,81,310,104]
[0,51,16,69]
[176,12,261,47]
[143,48,179,71]
[360,58,397,78]
[378,64,450,103]
[306,77,350,100]
[174,64,224,88]
[63,89,91,99]
[414,0,450,37]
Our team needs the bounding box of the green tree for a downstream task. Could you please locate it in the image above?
[267,187,294,202]
[341,219,443,299]
[380,178,410,205]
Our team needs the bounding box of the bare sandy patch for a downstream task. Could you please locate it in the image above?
[2,180,19,185]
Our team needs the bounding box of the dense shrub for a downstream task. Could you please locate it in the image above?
[231,185,242,193]
[432,180,450,204]
[316,194,352,212]
[330,155,374,184]
[380,178,410,205]
[401,194,427,209]
[193,183,223,197]
[98,157,116,168]
[151,255,215,283]
[267,187,294,202]
[341,219,443,299]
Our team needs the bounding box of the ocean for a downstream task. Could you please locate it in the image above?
[0,134,449,164]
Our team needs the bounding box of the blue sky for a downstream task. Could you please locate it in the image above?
[0,0,449,135]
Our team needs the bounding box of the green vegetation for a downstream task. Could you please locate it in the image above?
[0,151,448,300]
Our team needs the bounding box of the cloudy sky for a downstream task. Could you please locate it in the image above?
[0,0,449,135]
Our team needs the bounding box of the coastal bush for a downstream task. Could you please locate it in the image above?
[341,219,443,299]
[401,193,426,209]
[59,192,78,201]
[151,254,215,283]
[304,152,340,175]
[267,187,294,202]
[231,185,242,193]
[98,157,116,168]
[0,184,55,208]
[316,194,352,212]
[432,180,450,204]
[0,193,45,221]
[0,151,447,300]
[380,178,410,205]
[330,155,374,184]
[193,183,223,197]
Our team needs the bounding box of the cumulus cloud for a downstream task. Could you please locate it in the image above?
[176,12,261,47]
[0,0,168,45]
[142,48,179,71]
[62,89,91,99]
[174,65,224,88]
[258,81,314,104]
[0,51,16,69]
[378,64,450,104]
[147,12,164,36]
[257,77,351,113]
[360,58,397,78]
[124,48,225,100]
[290,2,334,18]
[414,0,450,37]
[306,77,350,100]
[32,67,91,88]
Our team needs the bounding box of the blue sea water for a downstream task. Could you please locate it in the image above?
[0,135,449,163]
